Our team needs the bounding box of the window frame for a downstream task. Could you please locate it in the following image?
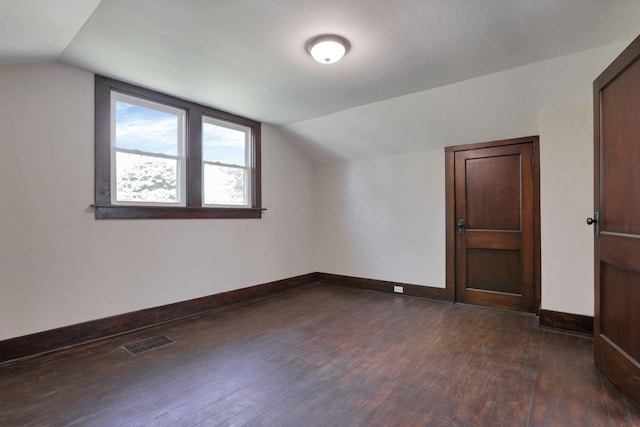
[110,92,187,207]
[94,76,262,219]
[201,115,252,208]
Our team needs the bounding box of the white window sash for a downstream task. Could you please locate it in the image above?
[201,117,252,208]
[201,161,252,208]
[110,92,187,206]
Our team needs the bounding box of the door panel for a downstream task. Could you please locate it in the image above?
[601,263,640,362]
[601,55,640,235]
[594,34,640,409]
[454,143,536,312]
[466,248,522,294]
[465,155,521,230]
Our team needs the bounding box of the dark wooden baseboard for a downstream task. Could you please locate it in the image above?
[0,273,318,365]
[1,271,593,365]
[317,272,453,302]
[539,309,594,336]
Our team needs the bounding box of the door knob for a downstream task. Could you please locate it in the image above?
[586,217,597,225]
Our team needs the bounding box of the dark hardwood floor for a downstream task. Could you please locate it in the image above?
[1,283,638,426]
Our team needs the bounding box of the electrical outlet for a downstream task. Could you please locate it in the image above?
[393,285,404,293]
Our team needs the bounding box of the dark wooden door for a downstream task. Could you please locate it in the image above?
[453,141,537,312]
[593,34,640,408]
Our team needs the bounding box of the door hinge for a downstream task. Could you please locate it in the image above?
[531,154,535,167]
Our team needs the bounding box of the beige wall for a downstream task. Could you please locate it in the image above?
[539,106,594,315]
[0,41,623,341]
[315,105,596,315]
[0,62,315,340]
[313,45,621,315]
[315,149,446,287]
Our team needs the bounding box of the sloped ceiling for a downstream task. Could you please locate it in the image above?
[0,0,101,64]
[1,0,639,160]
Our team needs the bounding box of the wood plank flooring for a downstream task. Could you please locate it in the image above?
[1,283,639,426]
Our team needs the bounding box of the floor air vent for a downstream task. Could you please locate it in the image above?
[122,335,174,355]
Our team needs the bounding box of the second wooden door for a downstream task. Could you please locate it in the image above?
[593,34,640,409]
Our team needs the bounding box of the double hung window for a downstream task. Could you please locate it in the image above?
[111,93,187,206]
[202,117,252,207]
[94,76,261,219]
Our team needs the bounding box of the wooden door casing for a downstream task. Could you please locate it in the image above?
[445,137,541,313]
[594,34,640,409]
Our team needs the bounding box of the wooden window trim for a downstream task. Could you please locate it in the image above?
[94,76,262,219]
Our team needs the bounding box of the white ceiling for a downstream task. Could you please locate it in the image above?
[1,0,639,126]
[0,0,101,64]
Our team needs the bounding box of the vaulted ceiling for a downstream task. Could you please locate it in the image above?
[2,0,639,158]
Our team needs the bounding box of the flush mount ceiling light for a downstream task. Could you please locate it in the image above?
[306,34,351,64]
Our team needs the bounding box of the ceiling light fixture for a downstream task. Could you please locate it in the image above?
[306,34,350,64]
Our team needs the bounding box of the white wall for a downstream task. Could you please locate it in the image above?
[0,62,315,340]
[315,150,445,287]
[312,43,624,315]
[539,106,594,316]
[0,42,622,342]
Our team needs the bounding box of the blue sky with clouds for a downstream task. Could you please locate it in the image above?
[115,101,179,156]
[115,101,246,165]
[202,121,245,166]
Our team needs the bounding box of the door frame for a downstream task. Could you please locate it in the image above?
[444,136,541,313]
